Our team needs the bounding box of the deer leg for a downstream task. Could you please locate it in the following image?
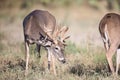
[103,26,110,51]
[104,41,109,51]
[47,48,51,70]
[116,48,120,75]
[36,44,41,58]
[46,48,56,75]
[102,34,110,51]
[48,52,51,70]
[25,41,29,76]
[106,43,118,74]
[51,53,56,75]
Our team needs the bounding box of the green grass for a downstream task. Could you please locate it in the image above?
[65,41,80,54]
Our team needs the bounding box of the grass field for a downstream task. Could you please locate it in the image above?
[0,2,120,80]
[0,41,119,80]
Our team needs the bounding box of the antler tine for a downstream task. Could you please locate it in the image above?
[63,35,70,41]
[60,26,68,35]
[53,25,59,38]
[43,25,54,42]
[59,26,69,42]
[43,24,58,44]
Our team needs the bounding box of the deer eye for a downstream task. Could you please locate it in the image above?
[55,46,60,50]
[55,47,58,50]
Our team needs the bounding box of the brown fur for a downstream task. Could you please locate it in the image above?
[99,13,120,75]
[23,10,56,42]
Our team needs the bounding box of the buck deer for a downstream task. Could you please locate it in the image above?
[23,10,69,75]
[99,13,120,75]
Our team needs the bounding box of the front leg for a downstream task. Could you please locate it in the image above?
[46,48,56,75]
[25,41,30,76]
[47,49,51,70]
[51,53,56,75]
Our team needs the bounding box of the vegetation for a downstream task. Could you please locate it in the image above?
[0,40,119,80]
[0,0,120,10]
[0,0,120,80]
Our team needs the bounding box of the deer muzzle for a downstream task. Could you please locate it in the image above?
[59,58,66,63]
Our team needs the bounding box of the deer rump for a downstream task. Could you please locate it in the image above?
[99,13,120,75]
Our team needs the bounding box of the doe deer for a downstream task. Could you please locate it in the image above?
[99,13,120,75]
[23,10,69,75]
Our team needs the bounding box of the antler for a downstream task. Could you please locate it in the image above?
[43,25,58,44]
[59,26,70,42]
[52,25,60,39]
[53,25,70,45]
[43,24,70,45]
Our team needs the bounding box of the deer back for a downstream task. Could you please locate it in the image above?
[23,10,56,42]
[99,13,120,42]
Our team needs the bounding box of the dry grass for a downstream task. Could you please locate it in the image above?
[0,41,120,80]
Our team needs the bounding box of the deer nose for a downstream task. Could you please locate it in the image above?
[59,58,66,63]
[62,59,66,63]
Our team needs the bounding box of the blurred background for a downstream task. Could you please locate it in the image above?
[0,0,120,80]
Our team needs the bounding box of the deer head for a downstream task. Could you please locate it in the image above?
[43,25,70,63]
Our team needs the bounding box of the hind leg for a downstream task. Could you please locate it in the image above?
[116,48,120,75]
[106,42,118,74]
[25,41,30,76]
